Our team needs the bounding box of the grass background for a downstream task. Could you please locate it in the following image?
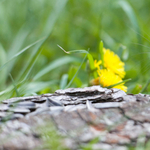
[0,0,150,99]
[1,0,150,149]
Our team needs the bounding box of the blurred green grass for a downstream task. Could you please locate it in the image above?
[1,0,150,99]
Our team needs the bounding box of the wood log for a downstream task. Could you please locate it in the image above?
[0,86,150,150]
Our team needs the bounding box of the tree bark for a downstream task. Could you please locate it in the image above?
[0,86,150,150]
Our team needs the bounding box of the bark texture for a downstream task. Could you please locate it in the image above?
[0,86,150,150]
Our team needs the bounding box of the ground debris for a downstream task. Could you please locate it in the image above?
[0,86,150,149]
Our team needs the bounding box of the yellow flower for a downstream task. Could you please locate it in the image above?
[94,60,102,70]
[103,48,125,78]
[97,69,127,92]
[92,47,127,92]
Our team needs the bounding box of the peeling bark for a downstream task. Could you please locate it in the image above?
[0,86,150,150]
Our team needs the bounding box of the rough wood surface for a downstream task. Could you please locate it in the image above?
[0,86,150,150]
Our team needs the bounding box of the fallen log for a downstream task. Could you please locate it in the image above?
[0,86,150,150]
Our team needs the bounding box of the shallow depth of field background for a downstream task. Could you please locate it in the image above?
[0,0,150,99]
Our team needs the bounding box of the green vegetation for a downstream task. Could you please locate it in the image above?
[0,0,150,99]
[1,1,150,149]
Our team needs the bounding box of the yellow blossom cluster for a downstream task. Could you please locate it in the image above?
[91,48,127,92]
